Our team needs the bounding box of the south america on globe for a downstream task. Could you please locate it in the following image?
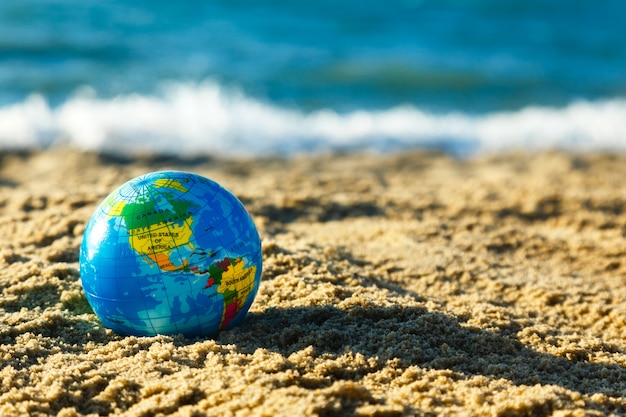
[79,171,262,337]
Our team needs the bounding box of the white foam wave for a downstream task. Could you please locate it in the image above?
[1,82,625,157]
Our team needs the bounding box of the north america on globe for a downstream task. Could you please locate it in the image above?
[79,171,263,337]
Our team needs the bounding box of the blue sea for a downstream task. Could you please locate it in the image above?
[1,0,625,157]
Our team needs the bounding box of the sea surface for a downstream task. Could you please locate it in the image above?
[1,0,625,157]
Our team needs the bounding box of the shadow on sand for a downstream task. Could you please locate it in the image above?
[224,303,626,402]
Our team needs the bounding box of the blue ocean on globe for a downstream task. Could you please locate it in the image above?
[79,171,263,337]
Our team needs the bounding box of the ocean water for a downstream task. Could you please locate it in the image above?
[1,0,625,157]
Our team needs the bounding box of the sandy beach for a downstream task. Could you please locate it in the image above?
[1,148,626,416]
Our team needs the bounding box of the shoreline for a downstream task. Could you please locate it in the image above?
[1,148,626,416]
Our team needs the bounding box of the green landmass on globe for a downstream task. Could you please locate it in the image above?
[110,178,198,272]
[200,257,257,329]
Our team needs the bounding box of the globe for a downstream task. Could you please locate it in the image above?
[79,171,262,337]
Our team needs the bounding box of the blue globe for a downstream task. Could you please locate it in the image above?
[79,171,262,337]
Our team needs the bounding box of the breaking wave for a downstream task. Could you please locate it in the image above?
[1,82,625,157]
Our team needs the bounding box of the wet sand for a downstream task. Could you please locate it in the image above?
[1,148,626,416]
